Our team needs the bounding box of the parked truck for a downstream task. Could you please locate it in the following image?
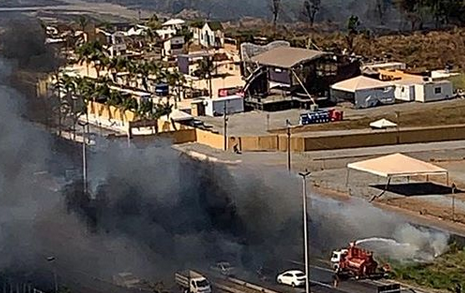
[175,270,211,293]
[331,242,390,279]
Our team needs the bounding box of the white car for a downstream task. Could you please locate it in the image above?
[276,270,306,287]
[210,262,235,276]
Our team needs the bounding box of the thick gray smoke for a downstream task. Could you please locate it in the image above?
[310,196,449,262]
[0,14,450,293]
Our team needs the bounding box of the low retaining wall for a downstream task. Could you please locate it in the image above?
[111,120,465,152]
[200,124,465,152]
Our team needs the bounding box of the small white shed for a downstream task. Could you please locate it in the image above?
[393,81,416,102]
[204,95,244,117]
[415,80,453,103]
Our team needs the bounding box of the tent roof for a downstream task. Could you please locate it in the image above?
[369,118,397,129]
[331,76,390,93]
[162,19,185,26]
[347,153,447,178]
[251,47,327,69]
[161,109,193,122]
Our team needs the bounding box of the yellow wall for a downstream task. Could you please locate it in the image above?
[196,129,225,149]
[157,129,197,144]
[193,124,465,152]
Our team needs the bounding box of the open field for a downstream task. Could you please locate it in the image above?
[198,98,465,136]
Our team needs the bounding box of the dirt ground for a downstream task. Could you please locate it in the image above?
[198,98,465,136]
[176,140,465,235]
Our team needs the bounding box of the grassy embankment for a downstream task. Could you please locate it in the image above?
[392,244,465,292]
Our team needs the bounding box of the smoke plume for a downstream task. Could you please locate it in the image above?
[0,14,451,293]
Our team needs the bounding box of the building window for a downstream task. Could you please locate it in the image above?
[435,87,442,94]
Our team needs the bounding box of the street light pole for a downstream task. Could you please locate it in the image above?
[78,121,89,195]
[47,257,58,293]
[299,170,311,293]
[286,119,291,172]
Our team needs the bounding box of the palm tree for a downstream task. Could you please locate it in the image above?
[107,56,128,84]
[76,15,89,32]
[197,56,215,99]
[59,74,78,139]
[166,69,186,109]
[136,61,159,91]
[92,77,112,104]
[74,76,95,137]
[75,41,106,77]
[124,58,138,87]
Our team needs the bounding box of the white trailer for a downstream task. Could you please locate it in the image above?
[204,95,244,117]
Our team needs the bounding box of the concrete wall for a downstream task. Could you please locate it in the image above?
[88,101,135,123]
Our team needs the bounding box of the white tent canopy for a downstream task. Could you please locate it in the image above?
[369,118,397,129]
[160,109,193,122]
[347,153,447,178]
[331,76,390,93]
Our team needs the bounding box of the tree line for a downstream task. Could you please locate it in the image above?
[395,0,465,29]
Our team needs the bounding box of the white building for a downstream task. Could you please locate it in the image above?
[162,36,185,58]
[204,95,244,116]
[393,79,454,103]
[198,22,224,49]
[96,29,127,57]
[330,76,395,109]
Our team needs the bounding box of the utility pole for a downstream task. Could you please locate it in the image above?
[78,121,89,195]
[299,170,311,293]
[266,113,270,131]
[452,183,457,222]
[56,73,62,137]
[223,101,229,151]
[395,111,400,144]
[286,119,291,172]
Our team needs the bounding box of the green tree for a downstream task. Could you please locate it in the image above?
[302,0,321,26]
[394,0,424,30]
[270,0,281,27]
[180,25,194,52]
[146,14,162,30]
[75,41,106,77]
[346,15,360,53]
[76,16,89,32]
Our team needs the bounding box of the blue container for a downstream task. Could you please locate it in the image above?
[155,83,169,96]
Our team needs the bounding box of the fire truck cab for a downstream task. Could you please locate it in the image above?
[331,249,348,270]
